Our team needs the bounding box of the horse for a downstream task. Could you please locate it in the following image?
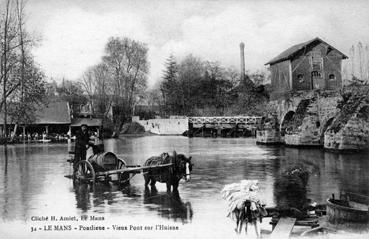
[143,151,193,192]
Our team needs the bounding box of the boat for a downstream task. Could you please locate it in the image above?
[326,193,369,223]
[39,139,51,143]
[300,226,336,237]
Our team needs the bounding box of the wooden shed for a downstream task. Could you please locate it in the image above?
[0,101,71,137]
[265,37,348,99]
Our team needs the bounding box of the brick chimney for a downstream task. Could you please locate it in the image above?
[240,42,245,81]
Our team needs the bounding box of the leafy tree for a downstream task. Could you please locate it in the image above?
[160,54,180,115]
[158,54,269,117]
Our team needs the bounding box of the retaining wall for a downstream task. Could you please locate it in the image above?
[133,118,188,135]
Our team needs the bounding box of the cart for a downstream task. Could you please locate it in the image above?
[68,151,172,184]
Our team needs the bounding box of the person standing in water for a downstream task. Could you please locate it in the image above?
[74,124,93,163]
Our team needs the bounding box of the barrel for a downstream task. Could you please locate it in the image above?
[326,198,369,223]
[88,152,118,171]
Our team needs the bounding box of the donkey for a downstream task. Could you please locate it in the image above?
[143,151,193,192]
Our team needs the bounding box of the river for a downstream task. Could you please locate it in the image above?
[0,136,368,239]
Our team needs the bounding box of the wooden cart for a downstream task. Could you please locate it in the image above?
[69,151,172,184]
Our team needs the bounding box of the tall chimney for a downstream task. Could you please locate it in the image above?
[240,42,245,81]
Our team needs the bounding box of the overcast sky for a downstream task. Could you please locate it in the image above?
[24,0,369,87]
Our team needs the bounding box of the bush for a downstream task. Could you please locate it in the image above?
[121,122,145,134]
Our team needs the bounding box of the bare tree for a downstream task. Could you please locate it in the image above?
[0,0,46,142]
[81,63,113,119]
[102,37,149,136]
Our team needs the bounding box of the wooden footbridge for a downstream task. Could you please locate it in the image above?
[187,116,263,137]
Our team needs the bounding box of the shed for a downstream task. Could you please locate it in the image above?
[71,118,102,127]
[266,37,348,99]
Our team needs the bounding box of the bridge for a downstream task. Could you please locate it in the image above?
[188,116,263,137]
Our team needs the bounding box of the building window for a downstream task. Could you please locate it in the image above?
[312,51,322,64]
[310,50,322,70]
[297,74,304,83]
[311,71,321,78]
[329,74,335,80]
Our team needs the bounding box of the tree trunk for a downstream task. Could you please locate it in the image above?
[10,124,18,142]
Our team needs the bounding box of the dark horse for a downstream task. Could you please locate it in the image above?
[143,151,193,192]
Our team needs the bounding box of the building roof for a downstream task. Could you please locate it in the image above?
[265,37,348,66]
[35,101,71,124]
[0,101,71,125]
[71,118,102,127]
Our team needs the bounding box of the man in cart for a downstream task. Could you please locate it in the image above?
[74,124,94,163]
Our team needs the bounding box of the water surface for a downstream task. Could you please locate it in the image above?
[0,136,368,238]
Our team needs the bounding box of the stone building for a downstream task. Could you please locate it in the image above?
[265,37,348,99]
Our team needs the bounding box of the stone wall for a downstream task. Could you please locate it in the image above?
[324,100,369,151]
[276,91,340,146]
[325,117,369,151]
[133,117,188,135]
[284,114,321,146]
[256,129,280,144]
[259,87,369,151]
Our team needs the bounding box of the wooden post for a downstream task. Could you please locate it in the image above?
[45,125,49,135]
[217,128,222,138]
[22,126,26,141]
[188,123,193,137]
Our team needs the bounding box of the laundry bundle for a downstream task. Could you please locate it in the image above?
[221,180,266,221]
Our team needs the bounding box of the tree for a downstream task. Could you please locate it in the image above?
[177,55,204,115]
[1,0,46,141]
[81,63,113,119]
[102,37,149,136]
[57,79,87,117]
[160,54,181,115]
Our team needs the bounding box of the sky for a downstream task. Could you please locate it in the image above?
[22,0,369,87]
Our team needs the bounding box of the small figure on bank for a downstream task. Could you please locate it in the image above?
[74,124,93,163]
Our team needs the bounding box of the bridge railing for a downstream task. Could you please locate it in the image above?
[188,116,262,125]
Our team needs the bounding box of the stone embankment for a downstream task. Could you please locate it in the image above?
[324,87,369,151]
[257,86,369,151]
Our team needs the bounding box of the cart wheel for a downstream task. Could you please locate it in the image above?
[117,158,130,184]
[73,160,95,183]
[117,158,126,169]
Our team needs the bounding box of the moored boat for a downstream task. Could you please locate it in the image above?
[300,226,336,237]
[326,193,369,223]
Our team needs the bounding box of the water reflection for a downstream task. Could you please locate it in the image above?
[73,182,142,212]
[273,167,308,211]
[3,145,8,175]
[143,186,193,224]
[73,182,92,212]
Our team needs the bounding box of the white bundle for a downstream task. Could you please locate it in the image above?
[221,180,261,219]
